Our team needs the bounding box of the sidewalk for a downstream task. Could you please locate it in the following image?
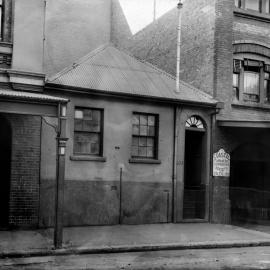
[1,223,270,258]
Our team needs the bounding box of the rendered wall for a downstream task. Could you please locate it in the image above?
[44,0,111,76]
[12,0,44,73]
[40,95,174,227]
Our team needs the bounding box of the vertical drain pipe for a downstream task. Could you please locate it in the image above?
[176,0,183,93]
[119,166,123,224]
[172,1,183,223]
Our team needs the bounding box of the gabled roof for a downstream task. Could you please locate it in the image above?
[47,44,217,106]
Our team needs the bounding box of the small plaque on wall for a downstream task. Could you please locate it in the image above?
[213,149,230,177]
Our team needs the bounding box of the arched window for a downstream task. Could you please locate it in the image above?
[185,116,205,130]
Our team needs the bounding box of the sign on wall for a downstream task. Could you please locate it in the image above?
[213,149,230,177]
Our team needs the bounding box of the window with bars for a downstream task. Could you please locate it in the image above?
[233,59,270,104]
[235,0,270,14]
[131,113,158,159]
[74,107,103,156]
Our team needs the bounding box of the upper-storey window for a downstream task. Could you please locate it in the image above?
[0,0,12,42]
[235,0,270,14]
[233,59,270,104]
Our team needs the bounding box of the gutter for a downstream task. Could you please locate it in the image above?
[45,83,221,109]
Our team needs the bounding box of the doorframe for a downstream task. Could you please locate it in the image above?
[174,109,211,223]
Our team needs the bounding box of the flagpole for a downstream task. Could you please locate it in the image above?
[176,0,183,93]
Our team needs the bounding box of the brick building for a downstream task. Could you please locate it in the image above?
[0,0,67,228]
[114,0,270,224]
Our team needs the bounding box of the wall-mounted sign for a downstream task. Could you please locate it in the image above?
[213,149,230,177]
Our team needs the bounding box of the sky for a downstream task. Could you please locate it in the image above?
[118,0,179,34]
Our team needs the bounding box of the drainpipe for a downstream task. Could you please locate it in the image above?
[54,103,68,249]
[172,106,177,222]
[175,0,183,93]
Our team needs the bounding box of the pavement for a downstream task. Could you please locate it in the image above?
[1,223,270,258]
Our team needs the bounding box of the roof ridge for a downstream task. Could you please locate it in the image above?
[47,43,110,82]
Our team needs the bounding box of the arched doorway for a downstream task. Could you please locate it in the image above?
[0,115,11,228]
[230,143,270,224]
[183,116,206,220]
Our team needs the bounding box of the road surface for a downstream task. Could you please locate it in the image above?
[1,246,270,269]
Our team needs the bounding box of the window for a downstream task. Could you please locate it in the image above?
[265,66,270,102]
[131,113,158,159]
[233,59,270,104]
[235,0,270,14]
[0,0,3,39]
[74,107,103,155]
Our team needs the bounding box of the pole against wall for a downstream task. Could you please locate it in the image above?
[54,103,68,249]
[175,0,183,93]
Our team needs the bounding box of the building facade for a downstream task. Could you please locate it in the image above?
[4,0,259,229]
[116,0,270,224]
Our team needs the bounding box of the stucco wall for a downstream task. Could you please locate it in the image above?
[44,0,111,77]
[40,94,174,227]
[12,0,44,73]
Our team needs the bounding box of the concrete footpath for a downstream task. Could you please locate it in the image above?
[1,223,270,258]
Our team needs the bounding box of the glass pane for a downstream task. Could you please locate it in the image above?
[148,115,155,126]
[244,71,260,95]
[131,146,139,156]
[147,147,154,158]
[74,119,83,131]
[233,73,239,88]
[245,0,260,11]
[84,120,100,132]
[265,80,270,102]
[148,126,155,136]
[132,137,139,146]
[140,115,147,125]
[147,137,154,147]
[265,72,270,80]
[140,126,147,136]
[140,125,147,136]
[264,0,270,12]
[92,110,101,121]
[132,114,140,125]
[132,125,139,135]
[138,147,147,157]
[74,133,100,154]
[75,110,83,119]
[84,109,93,120]
[139,137,147,147]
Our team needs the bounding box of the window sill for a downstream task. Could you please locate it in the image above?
[129,158,161,164]
[234,7,270,23]
[232,101,270,111]
[70,155,106,162]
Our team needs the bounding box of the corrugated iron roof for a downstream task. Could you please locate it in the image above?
[47,44,217,105]
[0,89,68,103]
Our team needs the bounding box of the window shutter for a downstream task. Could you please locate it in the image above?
[233,59,242,73]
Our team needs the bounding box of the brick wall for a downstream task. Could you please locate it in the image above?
[6,114,41,227]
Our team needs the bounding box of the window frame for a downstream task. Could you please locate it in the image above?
[235,0,270,14]
[73,106,104,156]
[233,58,270,105]
[131,112,159,160]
